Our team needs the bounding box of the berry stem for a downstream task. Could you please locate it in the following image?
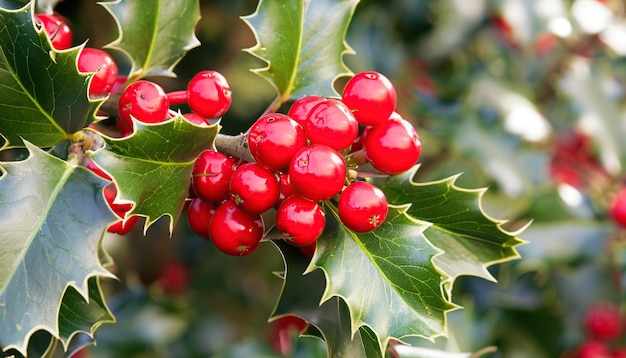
[215,132,255,163]
[167,90,188,106]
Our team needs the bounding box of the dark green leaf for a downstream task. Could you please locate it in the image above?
[271,240,379,358]
[242,0,357,102]
[0,141,116,356]
[379,167,524,293]
[0,2,101,148]
[313,206,457,355]
[58,277,115,348]
[90,117,219,231]
[102,0,201,78]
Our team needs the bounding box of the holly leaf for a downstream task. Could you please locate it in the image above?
[58,277,115,349]
[242,0,357,102]
[0,141,116,356]
[271,240,381,357]
[90,117,220,232]
[0,2,101,148]
[101,0,201,79]
[379,167,525,295]
[310,206,457,356]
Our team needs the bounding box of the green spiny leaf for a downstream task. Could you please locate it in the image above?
[101,0,201,79]
[242,0,357,104]
[0,141,116,356]
[312,205,457,356]
[0,1,102,148]
[271,240,381,357]
[379,167,525,294]
[58,277,115,350]
[90,116,219,232]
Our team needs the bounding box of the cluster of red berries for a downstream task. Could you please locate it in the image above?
[36,12,233,138]
[39,13,234,234]
[563,301,626,358]
[36,13,119,100]
[186,71,422,256]
[115,70,232,136]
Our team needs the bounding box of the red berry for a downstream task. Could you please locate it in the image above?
[247,113,307,172]
[289,144,346,201]
[611,188,626,228]
[277,173,296,208]
[577,340,612,358]
[304,99,359,151]
[103,183,132,218]
[584,302,623,340]
[338,181,388,233]
[342,71,397,126]
[192,150,236,203]
[187,198,215,239]
[85,158,112,181]
[110,75,128,94]
[187,70,232,119]
[276,195,326,247]
[209,200,264,256]
[159,259,191,295]
[118,80,170,130]
[107,215,139,235]
[363,112,421,175]
[229,163,280,214]
[613,347,626,358]
[183,112,210,126]
[298,241,316,259]
[287,95,325,126]
[270,315,309,356]
[35,13,72,50]
[77,48,119,98]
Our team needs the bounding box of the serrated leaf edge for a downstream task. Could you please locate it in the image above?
[385,165,528,295]
[240,0,357,103]
[0,141,116,356]
[99,0,201,79]
[304,202,461,356]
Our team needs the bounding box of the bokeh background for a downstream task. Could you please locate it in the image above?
[46,0,626,356]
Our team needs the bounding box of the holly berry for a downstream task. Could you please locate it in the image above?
[247,113,307,172]
[276,195,326,246]
[208,200,264,256]
[158,259,191,295]
[577,340,612,358]
[287,95,325,126]
[107,215,139,235]
[270,315,309,356]
[85,158,112,181]
[183,112,210,126]
[363,112,421,175]
[289,144,346,201]
[35,13,72,50]
[187,70,232,119]
[187,197,215,239]
[341,71,397,127]
[229,163,280,214]
[118,80,170,131]
[277,173,296,208]
[584,302,623,340]
[77,48,119,98]
[103,183,132,218]
[192,150,236,203]
[304,99,359,151]
[338,181,388,233]
[610,188,626,228]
